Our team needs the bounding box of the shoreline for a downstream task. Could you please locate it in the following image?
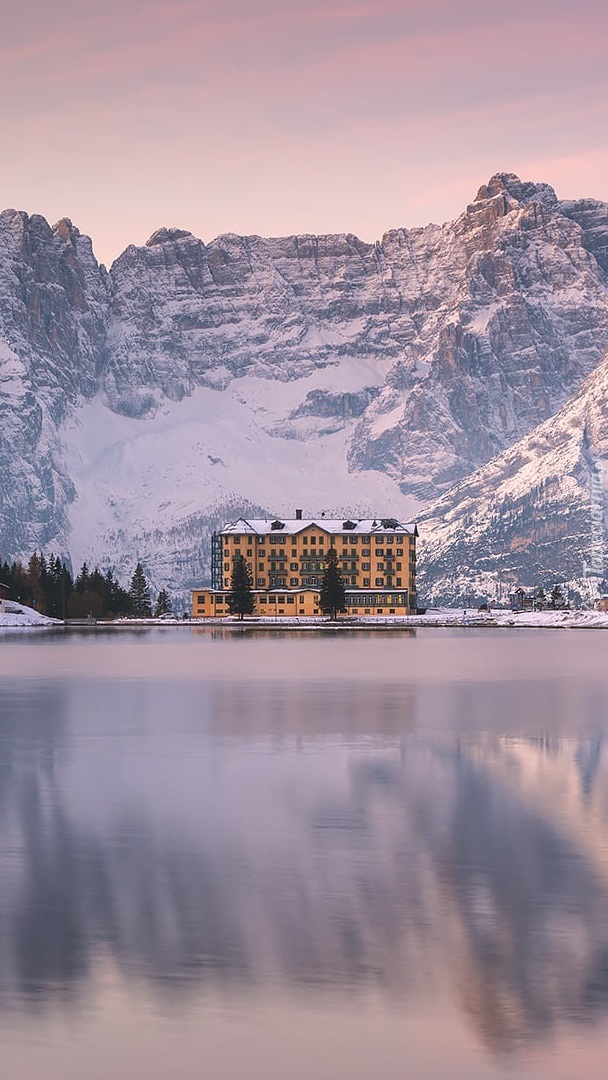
[4,608,608,632]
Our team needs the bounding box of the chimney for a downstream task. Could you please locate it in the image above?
[295,508,302,520]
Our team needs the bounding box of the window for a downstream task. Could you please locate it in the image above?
[269,596,276,604]
[310,537,316,545]
[396,578,402,587]
[271,562,277,571]
[375,548,384,556]
[364,608,370,614]
[362,548,370,556]
[396,536,403,543]
[246,549,252,557]
[290,578,299,586]
[290,563,298,571]
[375,537,383,544]
[363,578,370,586]
[386,536,394,544]
[278,596,286,603]
[349,537,358,544]
[224,563,230,571]
[396,548,403,556]
[351,576,356,585]
[375,578,384,586]
[257,578,266,586]
[224,579,229,587]
[396,562,402,571]
[259,562,265,570]
[389,609,395,614]
[291,549,297,557]
[259,548,266,556]
[376,608,383,614]
[362,562,370,570]
[362,536,370,543]
[259,595,267,602]
[287,597,295,604]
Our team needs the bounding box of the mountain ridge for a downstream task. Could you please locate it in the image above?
[0,174,607,602]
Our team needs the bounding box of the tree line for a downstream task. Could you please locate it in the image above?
[0,554,171,619]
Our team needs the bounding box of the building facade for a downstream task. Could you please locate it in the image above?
[192,512,418,618]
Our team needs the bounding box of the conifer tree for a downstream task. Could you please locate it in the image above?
[129,562,153,617]
[320,547,346,620]
[227,553,255,620]
[550,584,565,609]
[155,588,172,617]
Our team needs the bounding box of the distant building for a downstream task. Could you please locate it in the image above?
[193,512,418,618]
[511,588,537,612]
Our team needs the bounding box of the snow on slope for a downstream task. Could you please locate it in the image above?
[62,358,419,597]
[417,350,608,605]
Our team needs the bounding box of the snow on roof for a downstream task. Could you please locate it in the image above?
[220,517,418,536]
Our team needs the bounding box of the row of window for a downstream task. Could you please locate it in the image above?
[226,549,406,562]
[228,534,409,545]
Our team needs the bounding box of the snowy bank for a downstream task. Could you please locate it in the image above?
[182,608,608,630]
[0,602,59,628]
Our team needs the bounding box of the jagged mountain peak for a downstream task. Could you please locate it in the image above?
[146,227,197,247]
[474,172,558,209]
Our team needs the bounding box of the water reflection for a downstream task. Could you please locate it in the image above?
[0,638,608,1058]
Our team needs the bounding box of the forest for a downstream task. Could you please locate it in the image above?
[0,554,172,619]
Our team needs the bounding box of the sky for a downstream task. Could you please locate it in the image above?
[1,0,606,267]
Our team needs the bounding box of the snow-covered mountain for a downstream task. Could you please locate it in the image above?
[0,174,607,602]
[417,349,608,605]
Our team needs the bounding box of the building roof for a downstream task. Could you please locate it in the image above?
[219,517,418,537]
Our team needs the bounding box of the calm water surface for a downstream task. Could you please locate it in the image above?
[1,626,608,1079]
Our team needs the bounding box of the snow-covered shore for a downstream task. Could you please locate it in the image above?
[3,606,608,631]
[0,602,59,628]
[183,608,608,630]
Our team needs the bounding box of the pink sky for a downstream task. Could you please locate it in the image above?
[1,0,606,266]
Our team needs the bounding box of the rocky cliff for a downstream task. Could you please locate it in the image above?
[417,349,608,605]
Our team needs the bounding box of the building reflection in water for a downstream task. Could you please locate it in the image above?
[0,669,608,1055]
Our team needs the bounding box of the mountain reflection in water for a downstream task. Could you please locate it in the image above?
[1,631,608,1061]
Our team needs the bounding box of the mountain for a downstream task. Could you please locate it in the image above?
[417,349,608,606]
[0,174,607,602]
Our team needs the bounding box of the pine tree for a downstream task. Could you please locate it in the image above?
[227,553,255,620]
[550,584,565,609]
[320,547,346,620]
[155,588,172,617]
[129,562,152,617]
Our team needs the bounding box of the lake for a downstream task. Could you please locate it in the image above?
[1,626,608,1079]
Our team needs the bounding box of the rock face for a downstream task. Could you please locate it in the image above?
[417,349,608,606]
[0,211,108,554]
[0,174,607,601]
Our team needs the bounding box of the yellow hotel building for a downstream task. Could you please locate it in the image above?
[192,511,418,619]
